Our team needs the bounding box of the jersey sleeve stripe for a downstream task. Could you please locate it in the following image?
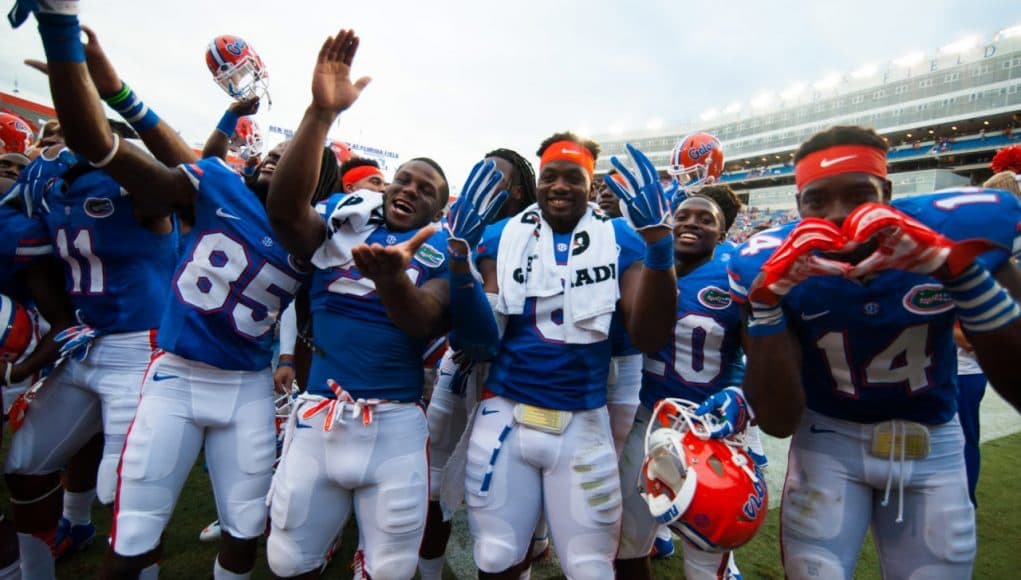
[728,272,749,303]
[180,164,202,191]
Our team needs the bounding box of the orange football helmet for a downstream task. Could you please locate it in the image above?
[667,132,724,192]
[0,112,34,155]
[642,397,767,552]
[229,116,264,159]
[1,294,35,363]
[205,35,270,104]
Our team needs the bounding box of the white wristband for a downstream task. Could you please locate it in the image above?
[89,133,121,168]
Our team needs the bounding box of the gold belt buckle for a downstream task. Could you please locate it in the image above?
[870,421,931,460]
[514,403,572,434]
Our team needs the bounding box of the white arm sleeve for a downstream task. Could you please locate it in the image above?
[278,301,298,357]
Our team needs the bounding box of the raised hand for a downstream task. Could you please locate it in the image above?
[748,218,852,307]
[228,95,261,117]
[446,159,507,251]
[694,387,751,439]
[351,225,436,283]
[843,203,997,280]
[604,143,673,231]
[311,28,372,116]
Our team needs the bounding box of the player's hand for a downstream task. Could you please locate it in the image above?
[843,203,998,280]
[694,387,750,439]
[228,95,261,117]
[54,324,97,362]
[748,218,852,307]
[80,25,123,97]
[446,159,507,251]
[9,0,80,28]
[605,144,673,232]
[352,225,436,284]
[0,168,58,218]
[311,28,371,117]
[23,58,48,75]
[273,357,295,395]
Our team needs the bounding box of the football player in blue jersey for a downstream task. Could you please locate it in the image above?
[616,194,754,579]
[262,28,506,579]
[8,6,337,578]
[462,134,676,579]
[728,125,1021,579]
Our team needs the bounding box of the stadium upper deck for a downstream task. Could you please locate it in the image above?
[594,25,1021,209]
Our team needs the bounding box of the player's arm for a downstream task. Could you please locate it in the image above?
[740,319,805,437]
[5,257,74,384]
[619,232,677,353]
[352,227,451,339]
[201,98,260,161]
[266,29,370,260]
[37,17,195,219]
[960,261,1021,411]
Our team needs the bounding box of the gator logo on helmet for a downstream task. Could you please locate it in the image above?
[688,142,716,160]
[902,284,954,315]
[698,286,732,310]
[225,38,246,56]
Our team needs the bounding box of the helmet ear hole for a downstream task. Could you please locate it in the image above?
[707,454,725,478]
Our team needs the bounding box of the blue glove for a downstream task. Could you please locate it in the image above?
[694,387,750,439]
[446,159,508,250]
[54,324,98,362]
[665,179,687,212]
[8,0,79,28]
[604,144,672,231]
[0,160,65,218]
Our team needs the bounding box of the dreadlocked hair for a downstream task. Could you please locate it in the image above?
[696,184,742,233]
[485,148,537,207]
[794,125,887,164]
[536,131,600,161]
[312,146,340,204]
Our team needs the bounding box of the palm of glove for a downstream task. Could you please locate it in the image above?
[446,159,507,250]
[694,387,750,439]
[604,144,673,231]
[748,218,851,306]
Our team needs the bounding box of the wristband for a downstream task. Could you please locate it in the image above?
[643,234,675,271]
[447,240,471,263]
[945,264,1021,333]
[747,302,788,337]
[104,82,160,133]
[37,14,85,63]
[89,134,120,169]
[216,110,240,138]
[277,360,294,369]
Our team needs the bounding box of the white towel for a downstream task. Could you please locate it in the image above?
[310,190,385,269]
[496,203,620,344]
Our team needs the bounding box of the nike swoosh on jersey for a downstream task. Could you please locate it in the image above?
[809,424,836,434]
[818,155,857,168]
[216,207,242,220]
[152,373,178,382]
[481,407,499,416]
[800,310,830,321]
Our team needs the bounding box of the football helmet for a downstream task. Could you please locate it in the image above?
[329,139,353,164]
[0,112,34,155]
[641,398,767,552]
[1,294,35,363]
[229,116,264,159]
[205,35,270,103]
[667,132,724,192]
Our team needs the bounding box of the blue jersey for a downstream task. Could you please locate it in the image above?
[479,215,645,411]
[42,166,178,333]
[158,157,306,371]
[0,204,53,302]
[306,192,450,402]
[728,189,1019,424]
[641,254,745,410]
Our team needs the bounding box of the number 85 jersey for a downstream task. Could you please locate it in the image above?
[158,157,308,371]
[728,189,1020,425]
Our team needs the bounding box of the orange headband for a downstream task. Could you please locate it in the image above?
[795,145,887,190]
[342,165,384,188]
[540,140,595,178]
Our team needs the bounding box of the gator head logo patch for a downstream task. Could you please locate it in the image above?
[698,286,732,310]
[414,242,445,268]
[902,284,954,315]
[83,197,115,218]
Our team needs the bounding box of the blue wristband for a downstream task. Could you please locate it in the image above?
[37,14,85,63]
[644,234,675,271]
[216,110,239,138]
[104,83,160,133]
[945,264,1021,333]
[450,270,500,361]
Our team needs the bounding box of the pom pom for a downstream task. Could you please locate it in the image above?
[991,145,1021,174]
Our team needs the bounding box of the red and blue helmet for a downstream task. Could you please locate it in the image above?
[205,35,270,103]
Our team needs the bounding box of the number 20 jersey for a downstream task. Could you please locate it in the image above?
[42,166,178,333]
[158,157,307,371]
[727,188,1021,424]
[640,253,745,411]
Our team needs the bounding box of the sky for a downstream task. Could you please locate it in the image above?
[1,0,1018,190]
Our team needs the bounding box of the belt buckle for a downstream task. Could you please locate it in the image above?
[514,403,571,434]
[870,421,931,460]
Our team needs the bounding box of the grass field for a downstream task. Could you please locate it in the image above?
[0,428,1009,578]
